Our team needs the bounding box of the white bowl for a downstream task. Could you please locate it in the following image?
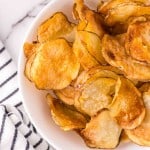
[18,0,149,150]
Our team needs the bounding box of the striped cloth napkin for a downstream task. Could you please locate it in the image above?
[0,41,55,150]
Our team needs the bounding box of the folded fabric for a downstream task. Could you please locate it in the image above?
[0,41,55,150]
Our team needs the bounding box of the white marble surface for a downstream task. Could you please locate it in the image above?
[0,0,50,65]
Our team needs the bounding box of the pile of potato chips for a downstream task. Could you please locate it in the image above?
[24,0,150,148]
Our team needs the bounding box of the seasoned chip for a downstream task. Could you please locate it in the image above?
[38,12,75,42]
[87,65,124,76]
[54,86,80,105]
[74,68,119,116]
[24,53,36,81]
[98,0,150,26]
[30,39,80,90]
[23,42,39,59]
[76,78,116,116]
[125,21,150,63]
[81,110,122,148]
[102,34,127,67]
[73,0,105,38]
[109,77,145,129]
[98,0,150,14]
[106,5,150,26]
[125,88,150,146]
[74,66,119,89]
[73,30,106,69]
[73,31,99,70]
[102,34,150,81]
[47,94,87,131]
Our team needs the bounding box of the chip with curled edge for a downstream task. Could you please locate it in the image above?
[74,30,106,65]
[73,0,105,38]
[47,94,88,131]
[73,30,99,70]
[38,12,75,43]
[125,21,150,63]
[30,39,80,90]
[54,85,80,106]
[98,0,150,26]
[102,34,150,81]
[125,84,150,146]
[74,67,119,116]
[81,110,122,149]
[109,77,145,129]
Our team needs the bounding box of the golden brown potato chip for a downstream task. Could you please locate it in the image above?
[74,66,120,89]
[81,110,122,148]
[30,39,80,90]
[102,34,150,81]
[24,53,36,81]
[73,30,106,67]
[90,66,124,76]
[54,85,80,105]
[98,0,150,26]
[76,78,116,116]
[73,31,99,70]
[38,12,75,43]
[109,77,145,129]
[23,42,39,59]
[74,67,119,116]
[125,88,150,146]
[125,21,150,63]
[107,5,150,26]
[98,0,150,14]
[47,94,87,131]
[73,0,105,38]
[102,34,127,67]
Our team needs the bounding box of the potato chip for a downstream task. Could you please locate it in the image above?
[98,0,150,14]
[73,0,105,38]
[30,39,80,90]
[125,21,150,63]
[47,94,87,131]
[74,68,119,116]
[125,87,150,146]
[102,34,150,81]
[107,5,150,26]
[73,31,99,70]
[98,0,150,26]
[23,42,39,59]
[54,85,80,105]
[91,66,123,75]
[81,110,122,148]
[74,66,119,89]
[76,78,116,116]
[73,30,106,66]
[38,12,75,43]
[109,77,145,129]
[24,53,36,81]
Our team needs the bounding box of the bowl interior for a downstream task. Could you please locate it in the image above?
[18,0,149,150]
